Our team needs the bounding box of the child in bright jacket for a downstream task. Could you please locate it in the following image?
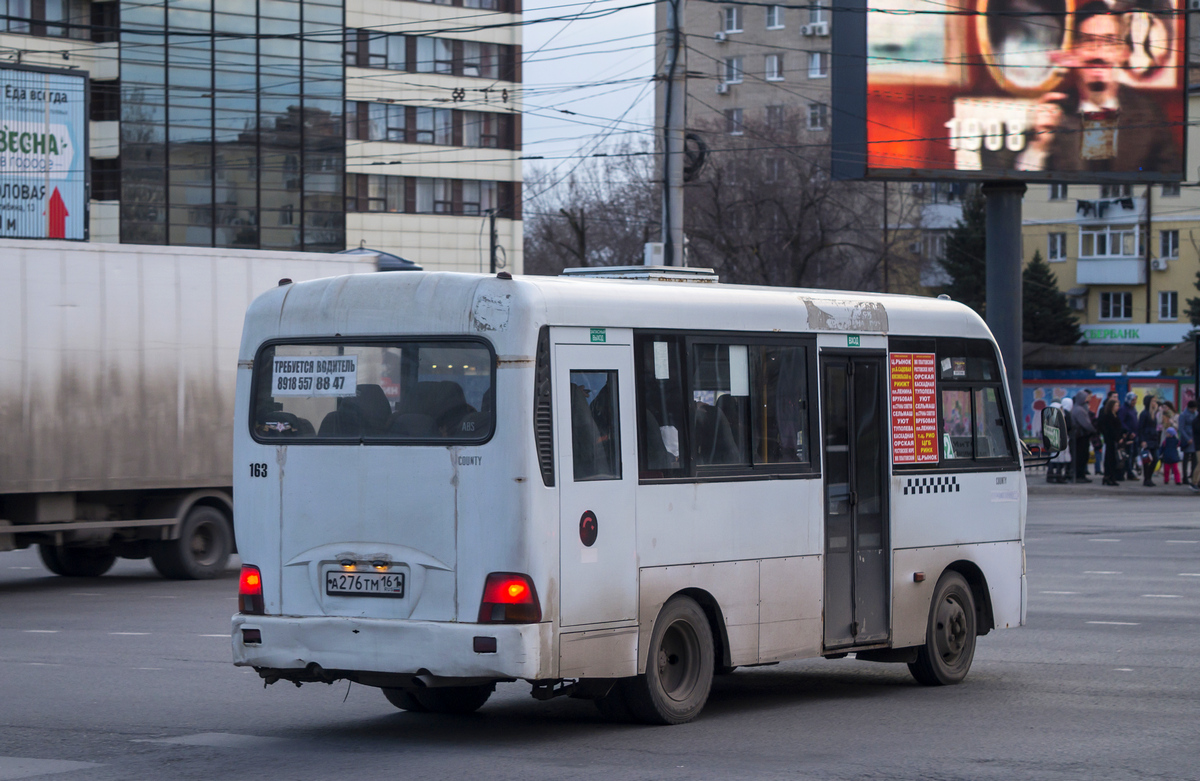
[1162,427,1183,485]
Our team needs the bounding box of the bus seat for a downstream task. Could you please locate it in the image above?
[355,384,393,435]
[386,413,438,437]
[715,395,746,461]
[692,401,741,466]
[643,408,674,470]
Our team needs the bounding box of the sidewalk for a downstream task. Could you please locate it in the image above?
[1026,474,1200,497]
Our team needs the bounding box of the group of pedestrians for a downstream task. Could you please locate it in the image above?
[1046,389,1199,488]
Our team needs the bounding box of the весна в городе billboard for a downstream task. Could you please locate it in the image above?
[835,0,1186,182]
[0,65,88,240]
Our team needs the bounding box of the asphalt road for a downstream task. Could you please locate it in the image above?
[1,491,1198,781]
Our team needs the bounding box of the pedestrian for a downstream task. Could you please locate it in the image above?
[1119,391,1139,480]
[1047,399,1073,483]
[1097,397,1124,486]
[1180,400,1197,483]
[1138,394,1160,486]
[1071,390,1096,483]
[1161,427,1183,485]
[1096,390,1119,475]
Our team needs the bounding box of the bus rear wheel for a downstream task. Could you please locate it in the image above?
[909,571,977,686]
[413,684,494,714]
[621,595,714,725]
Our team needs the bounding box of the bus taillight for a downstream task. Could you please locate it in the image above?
[238,565,265,615]
[477,572,541,623]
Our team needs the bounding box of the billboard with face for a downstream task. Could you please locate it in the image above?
[834,0,1186,182]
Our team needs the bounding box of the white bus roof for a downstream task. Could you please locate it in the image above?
[240,271,994,357]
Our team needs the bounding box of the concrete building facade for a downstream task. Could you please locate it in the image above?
[0,0,522,271]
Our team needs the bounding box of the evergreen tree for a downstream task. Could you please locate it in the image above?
[938,190,987,316]
[1184,270,1200,332]
[1023,251,1082,345]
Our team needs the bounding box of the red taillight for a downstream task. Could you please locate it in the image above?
[477,572,541,623]
[238,565,265,615]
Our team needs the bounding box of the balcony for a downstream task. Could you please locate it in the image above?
[1076,258,1146,285]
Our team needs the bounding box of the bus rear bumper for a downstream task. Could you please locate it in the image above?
[231,614,553,682]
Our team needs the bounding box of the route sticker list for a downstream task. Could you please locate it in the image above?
[890,353,938,464]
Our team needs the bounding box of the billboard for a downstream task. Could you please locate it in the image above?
[832,0,1186,182]
[0,65,88,240]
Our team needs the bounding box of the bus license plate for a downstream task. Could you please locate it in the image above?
[325,571,406,598]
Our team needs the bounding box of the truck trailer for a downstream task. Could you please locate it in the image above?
[0,239,375,578]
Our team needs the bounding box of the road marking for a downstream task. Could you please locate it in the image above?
[26,663,61,667]
[199,634,228,638]
[1180,573,1200,577]
[109,632,150,636]
[1040,591,1079,594]
[0,756,100,779]
[148,595,179,599]
[134,733,289,748]
[7,567,35,570]
[1083,571,1122,575]
[23,630,58,634]
[1089,539,1121,543]
[69,593,100,597]
[1086,621,1140,626]
[1165,540,1200,544]
[1114,668,1134,672]
[136,667,163,671]
[1142,594,1182,598]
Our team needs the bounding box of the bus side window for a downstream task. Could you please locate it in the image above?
[752,345,809,464]
[638,337,687,477]
[570,370,621,481]
[690,343,748,466]
[973,387,1012,459]
[941,389,973,460]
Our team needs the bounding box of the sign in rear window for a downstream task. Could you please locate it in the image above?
[272,356,358,397]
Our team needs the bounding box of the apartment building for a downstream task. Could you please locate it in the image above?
[660,1,831,143]
[1019,91,1200,346]
[0,0,523,271]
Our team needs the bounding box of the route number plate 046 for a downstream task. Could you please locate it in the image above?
[325,571,406,598]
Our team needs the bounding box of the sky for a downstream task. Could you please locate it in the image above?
[519,0,658,201]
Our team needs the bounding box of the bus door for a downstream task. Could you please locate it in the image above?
[553,339,638,628]
[820,353,890,649]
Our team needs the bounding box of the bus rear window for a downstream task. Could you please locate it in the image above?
[251,340,494,443]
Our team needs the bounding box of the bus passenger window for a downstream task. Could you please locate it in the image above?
[637,337,687,477]
[570,370,621,481]
[973,388,1012,459]
[941,389,973,459]
[690,344,748,466]
[752,345,809,464]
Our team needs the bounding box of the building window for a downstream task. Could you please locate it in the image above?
[346,29,405,70]
[1100,184,1132,199]
[415,178,453,214]
[91,157,120,200]
[722,56,743,84]
[765,54,783,81]
[1099,292,1133,321]
[1162,182,1181,197]
[415,108,453,145]
[1048,232,1067,261]
[1159,291,1179,321]
[1079,224,1142,258]
[809,1,827,24]
[924,231,947,260]
[89,79,120,122]
[3,0,92,39]
[463,180,497,215]
[764,157,785,183]
[725,108,744,135]
[1049,183,1068,200]
[1161,229,1179,258]
[807,102,827,130]
[463,41,499,79]
[766,4,784,28]
[723,6,742,32]
[766,104,786,129]
[416,37,454,74]
[808,51,828,78]
[345,174,403,214]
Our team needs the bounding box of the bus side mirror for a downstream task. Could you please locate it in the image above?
[1041,406,1068,454]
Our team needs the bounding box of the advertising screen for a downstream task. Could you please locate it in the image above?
[838,0,1186,182]
[0,66,88,240]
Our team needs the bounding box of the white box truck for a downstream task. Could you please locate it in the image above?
[0,239,376,578]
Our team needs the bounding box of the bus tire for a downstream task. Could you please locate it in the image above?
[909,571,977,686]
[38,544,117,577]
[621,595,714,725]
[413,683,494,715]
[382,688,428,712]
[151,505,233,580]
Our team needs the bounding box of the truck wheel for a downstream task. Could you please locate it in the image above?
[909,571,977,686]
[382,688,428,712]
[413,684,494,714]
[151,506,233,580]
[38,544,117,577]
[620,595,714,725]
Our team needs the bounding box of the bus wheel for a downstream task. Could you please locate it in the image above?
[909,571,977,686]
[38,544,117,577]
[382,688,428,712]
[151,506,233,580]
[413,683,494,715]
[622,595,714,725]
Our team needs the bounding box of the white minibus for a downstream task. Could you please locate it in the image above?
[231,267,1062,724]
